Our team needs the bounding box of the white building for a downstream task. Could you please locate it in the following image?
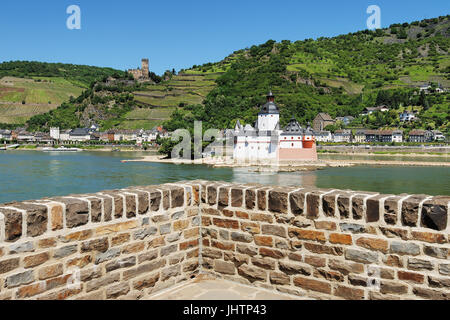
[50,127,60,140]
[392,130,403,143]
[313,131,332,142]
[400,111,417,122]
[233,92,317,162]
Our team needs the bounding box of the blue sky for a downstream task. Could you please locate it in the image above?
[0,0,449,74]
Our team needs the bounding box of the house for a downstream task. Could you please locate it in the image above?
[400,111,417,122]
[313,113,335,132]
[34,132,53,144]
[313,131,332,142]
[69,128,91,142]
[353,130,366,143]
[431,130,446,142]
[408,130,432,143]
[59,130,71,141]
[50,127,60,140]
[364,130,379,143]
[335,116,355,126]
[0,129,12,141]
[360,106,389,116]
[16,130,35,142]
[332,130,352,143]
[392,130,404,143]
[99,132,109,142]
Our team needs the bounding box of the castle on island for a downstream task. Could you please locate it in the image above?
[232,92,317,162]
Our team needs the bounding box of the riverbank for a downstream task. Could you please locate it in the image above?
[121,154,450,170]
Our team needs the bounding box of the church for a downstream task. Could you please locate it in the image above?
[232,92,318,162]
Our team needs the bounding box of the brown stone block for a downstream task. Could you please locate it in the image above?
[413,287,449,300]
[245,189,256,210]
[179,239,198,251]
[380,281,408,295]
[314,220,336,231]
[207,185,218,205]
[50,204,64,231]
[289,190,305,216]
[383,196,402,225]
[366,195,388,223]
[257,188,268,211]
[24,252,50,268]
[328,259,364,275]
[39,263,63,280]
[0,258,20,274]
[218,187,229,208]
[241,222,260,234]
[401,194,428,227]
[337,194,351,218]
[16,282,47,299]
[237,265,267,282]
[398,270,424,283]
[213,218,239,229]
[410,231,447,244]
[352,195,366,220]
[133,273,160,290]
[334,285,364,300]
[322,192,339,217]
[231,187,244,207]
[329,233,352,245]
[86,197,102,222]
[254,235,273,247]
[293,276,331,294]
[304,243,343,256]
[250,213,273,223]
[1,209,22,241]
[421,196,449,231]
[81,237,109,253]
[10,203,48,237]
[252,257,276,270]
[270,271,290,285]
[306,192,321,219]
[288,227,326,243]
[52,197,89,228]
[38,238,57,248]
[268,189,288,214]
[173,219,190,231]
[259,247,285,259]
[355,237,388,253]
[305,255,326,268]
[379,227,408,240]
[211,240,235,251]
[111,233,131,246]
[262,224,287,238]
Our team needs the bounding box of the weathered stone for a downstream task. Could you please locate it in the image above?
[384,196,401,225]
[54,197,89,228]
[257,189,267,211]
[133,273,160,290]
[38,263,63,280]
[410,231,447,244]
[81,238,109,253]
[18,203,48,237]
[207,185,217,205]
[335,285,364,300]
[337,194,351,218]
[147,190,161,211]
[379,227,408,240]
[86,197,102,222]
[294,276,331,294]
[123,259,166,281]
[231,232,253,243]
[421,196,449,231]
[314,220,336,231]
[352,195,366,220]
[340,223,365,234]
[380,281,408,295]
[304,243,343,256]
[96,195,112,221]
[245,189,256,210]
[9,241,34,254]
[407,258,434,271]
[53,245,78,258]
[261,224,286,238]
[289,191,305,215]
[398,270,424,283]
[161,265,181,281]
[170,187,184,208]
[306,192,321,219]
[366,195,386,222]
[270,271,290,285]
[413,287,449,300]
[356,237,388,253]
[1,209,22,241]
[345,248,378,264]
[213,218,239,229]
[279,261,311,276]
[105,256,136,272]
[329,233,352,245]
[231,188,243,207]
[383,255,403,268]
[237,265,266,282]
[160,223,171,235]
[6,270,34,288]
[218,187,229,208]
[95,248,121,264]
[390,241,420,256]
[268,190,288,214]
[423,245,448,259]
[214,260,235,275]
[348,274,368,287]
[259,247,285,259]
[133,227,157,240]
[428,276,450,288]
[322,192,338,217]
[401,195,428,227]
[251,257,275,270]
[106,283,130,299]
[86,273,120,292]
[0,258,20,274]
[439,264,450,276]
[328,259,364,275]
[236,244,258,257]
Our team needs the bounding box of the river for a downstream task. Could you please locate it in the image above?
[0,150,449,203]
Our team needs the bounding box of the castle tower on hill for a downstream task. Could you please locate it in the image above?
[128,58,150,81]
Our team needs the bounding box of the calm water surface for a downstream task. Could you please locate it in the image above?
[0,150,448,203]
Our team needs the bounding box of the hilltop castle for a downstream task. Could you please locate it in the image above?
[233,92,318,162]
[128,58,150,80]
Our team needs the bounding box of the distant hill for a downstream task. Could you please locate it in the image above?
[0,61,127,125]
[10,15,450,133]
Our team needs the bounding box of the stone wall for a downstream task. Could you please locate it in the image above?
[0,183,200,300]
[198,182,449,300]
[0,180,449,300]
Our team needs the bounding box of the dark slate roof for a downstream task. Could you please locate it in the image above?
[70,128,91,136]
[281,117,303,135]
[258,101,280,115]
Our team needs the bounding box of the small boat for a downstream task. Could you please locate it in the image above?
[42,146,82,152]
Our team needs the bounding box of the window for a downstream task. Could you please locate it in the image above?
[292,143,294,147]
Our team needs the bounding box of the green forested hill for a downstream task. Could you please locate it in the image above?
[163,15,449,134]
[20,15,450,134]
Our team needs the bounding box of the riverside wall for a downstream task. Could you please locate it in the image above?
[0,181,449,300]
